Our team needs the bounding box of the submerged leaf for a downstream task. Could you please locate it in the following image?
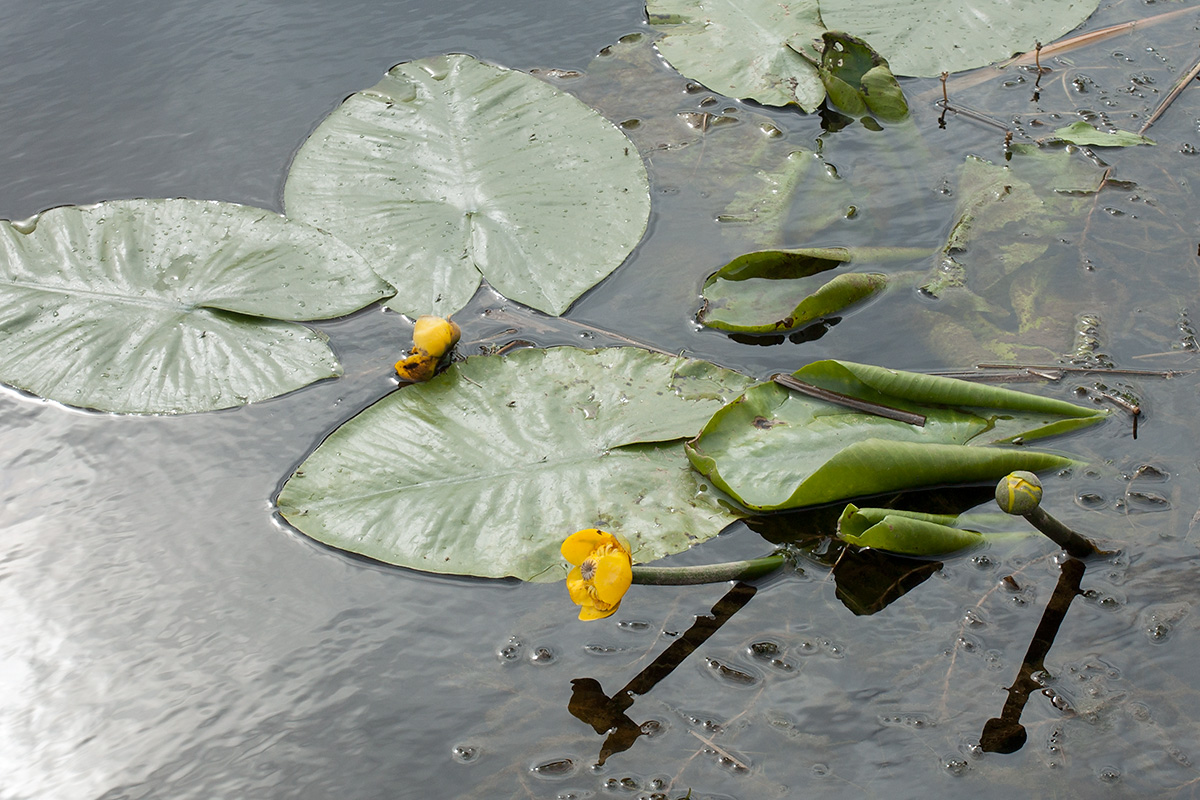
[285,54,650,318]
[820,0,1101,77]
[1048,122,1155,147]
[0,199,391,414]
[686,360,1106,511]
[277,347,755,582]
[647,0,827,110]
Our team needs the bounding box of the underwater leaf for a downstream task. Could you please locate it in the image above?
[285,53,650,318]
[918,147,1111,362]
[837,504,983,555]
[0,199,392,414]
[819,0,1101,77]
[277,347,756,582]
[686,359,1105,511]
[811,32,908,121]
[647,0,827,110]
[1048,122,1156,147]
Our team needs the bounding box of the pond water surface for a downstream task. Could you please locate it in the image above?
[3,1,1200,798]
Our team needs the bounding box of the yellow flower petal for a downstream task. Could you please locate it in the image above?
[395,349,439,382]
[412,315,461,358]
[577,602,617,621]
[562,528,606,565]
[566,568,592,606]
[591,552,632,605]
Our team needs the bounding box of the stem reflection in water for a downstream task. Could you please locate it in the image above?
[568,582,757,766]
[980,557,1088,754]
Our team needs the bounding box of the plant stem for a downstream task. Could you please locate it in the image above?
[631,554,785,585]
[1024,507,1100,559]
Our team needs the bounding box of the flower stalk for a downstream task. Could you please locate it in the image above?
[630,554,786,585]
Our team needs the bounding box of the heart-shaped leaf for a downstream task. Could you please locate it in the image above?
[277,347,755,582]
[285,54,650,318]
[0,199,392,414]
[647,0,827,110]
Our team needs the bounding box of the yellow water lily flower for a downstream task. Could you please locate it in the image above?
[412,315,461,358]
[562,528,633,621]
[395,315,462,382]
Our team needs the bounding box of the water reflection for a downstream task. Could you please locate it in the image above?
[568,582,756,765]
[980,557,1087,754]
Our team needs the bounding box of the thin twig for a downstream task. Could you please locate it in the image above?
[771,373,927,426]
[1140,49,1200,133]
[919,6,1200,101]
[689,730,750,772]
[975,363,1191,377]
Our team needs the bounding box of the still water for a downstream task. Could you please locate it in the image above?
[2,0,1200,798]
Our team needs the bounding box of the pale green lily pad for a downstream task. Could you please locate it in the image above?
[647,0,827,110]
[277,347,755,582]
[285,53,650,318]
[0,199,392,414]
[1049,122,1155,147]
[819,0,1101,77]
[837,504,983,555]
[686,359,1106,511]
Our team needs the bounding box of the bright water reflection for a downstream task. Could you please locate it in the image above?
[3,0,1200,798]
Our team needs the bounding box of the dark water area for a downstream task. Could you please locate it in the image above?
[3,1,1200,798]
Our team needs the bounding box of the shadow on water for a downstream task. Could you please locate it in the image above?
[569,582,757,766]
[980,556,1088,755]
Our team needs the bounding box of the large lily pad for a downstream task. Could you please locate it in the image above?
[277,347,755,582]
[819,0,1101,77]
[284,54,650,318]
[686,359,1106,511]
[647,0,827,110]
[0,199,392,414]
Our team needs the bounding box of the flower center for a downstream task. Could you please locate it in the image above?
[580,557,598,581]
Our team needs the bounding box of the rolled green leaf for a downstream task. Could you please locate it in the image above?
[698,246,928,333]
[837,504,983,556]
[686,359,1106,511]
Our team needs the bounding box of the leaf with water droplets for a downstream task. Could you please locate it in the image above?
[0,198,392,414]
[284,53,650,318]
[277,346,754,581]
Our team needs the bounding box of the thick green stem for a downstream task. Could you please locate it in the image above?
[1025,507,1100,559]
[631,554,785,585]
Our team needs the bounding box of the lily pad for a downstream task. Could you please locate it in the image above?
[277,346,756,582]
[0,199,392,414]
[647,0,827,110]
[1048,122,1155,147]
[285,53,650,318]
[686,359,1106,511]
[819,0,1101,77]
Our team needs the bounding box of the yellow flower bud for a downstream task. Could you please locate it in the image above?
[995,471,1043,516]
[412,316,461,359]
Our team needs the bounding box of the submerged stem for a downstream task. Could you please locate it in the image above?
[631,554,785,585]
